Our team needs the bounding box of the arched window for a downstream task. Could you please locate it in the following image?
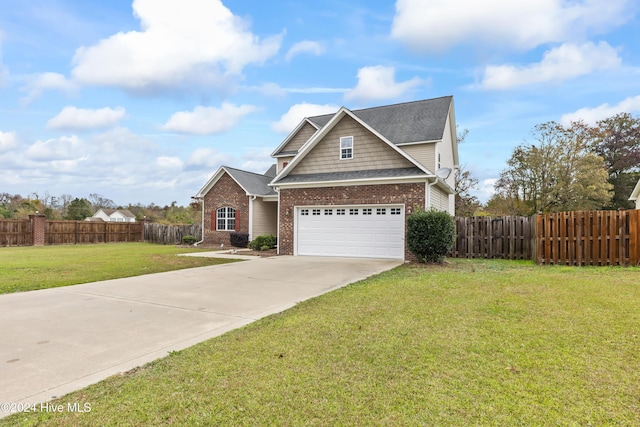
[216,207,236,231]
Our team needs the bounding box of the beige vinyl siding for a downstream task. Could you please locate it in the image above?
[401,143,436,172]
[291,115,414,175]
[279,122,317,154]
[277,156,295,173]
[430,186,449,212]
[438,112,456,189]
[252,198,278,237]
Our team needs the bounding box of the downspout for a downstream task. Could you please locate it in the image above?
[194,196,205,246]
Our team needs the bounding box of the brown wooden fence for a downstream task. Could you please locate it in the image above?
[144,223,202,245]
[0,219,32,246]
[45,221,143,245]
[536,210,640,266]
[451,216,534,260]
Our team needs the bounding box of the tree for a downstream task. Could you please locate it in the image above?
[88,193,116,210]
[64,198,93,220]
[495,121,612,215]
[587,113,640,209]
[454,128,482,216]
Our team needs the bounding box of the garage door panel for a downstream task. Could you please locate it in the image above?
[296,205,404,259]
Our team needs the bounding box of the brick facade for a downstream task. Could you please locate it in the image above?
[202,173,249,246]
[29,214,46,246]
[278,182,426,260]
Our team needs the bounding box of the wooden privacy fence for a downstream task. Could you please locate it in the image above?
[45,221,143,245]
[0,219,32,246]
[451,216,534,260]
[536,210,640,266]
[144,223,202,245]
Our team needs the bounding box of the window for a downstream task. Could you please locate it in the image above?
[336,208,346,215]
[390,208,401,215]
[349,208,359,215]
[282,161,289,168]
[324,209,333,215]
[216,207,236,230]
[437,152,441,170]
[312,209,321,216]
[376,208,386,215]
[300,209,309,216]
[340,136,353,159]
[363,208,372,215]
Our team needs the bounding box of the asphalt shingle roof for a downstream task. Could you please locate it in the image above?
[224,166,277,196]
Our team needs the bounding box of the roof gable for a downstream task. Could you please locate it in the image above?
[271,119,320,157]
[195,165,277,198]
[271,107,432,185]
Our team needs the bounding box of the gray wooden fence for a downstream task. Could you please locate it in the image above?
[143,223,202,245]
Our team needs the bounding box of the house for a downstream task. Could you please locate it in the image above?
[88,208,137,222]
[194,96,458,260]
[629,178,640,209]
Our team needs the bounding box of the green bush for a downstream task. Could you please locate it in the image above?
[406,208,455,263]
[230,232,249,248]
[182,235,197,245]
[249,235,277,251]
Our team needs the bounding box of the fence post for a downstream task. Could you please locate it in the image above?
[29,214,47,246]
[140,218,150,242]
[630,209,640,266]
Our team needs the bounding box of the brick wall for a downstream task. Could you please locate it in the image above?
[29,214,46,246]
[278,182,425,260]
[202,173,249,246]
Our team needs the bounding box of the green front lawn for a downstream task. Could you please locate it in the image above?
[0,243,238,294]
[3,260,639,426]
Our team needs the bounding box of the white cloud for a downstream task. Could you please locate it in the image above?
[161,103,257,135]
[26,135,83,161]
[0,131,17,152]
[285,40,325,61]
[344,65,423,103]
[186,147,230,169]
[271,103,338,133]
[239,148,274,173]
[71,0,282,92]
[20,72,76,105]
[560,95,640,125]
[391,0,632,52]
[156,156,184,169]
[47,106,126,131]
[480,42,621,90]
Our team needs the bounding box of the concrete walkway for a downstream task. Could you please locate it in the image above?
[0,256,401,418]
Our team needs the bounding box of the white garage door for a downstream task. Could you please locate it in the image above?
[295,205,405,259]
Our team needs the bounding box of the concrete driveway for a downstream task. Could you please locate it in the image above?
[0,255,400,418]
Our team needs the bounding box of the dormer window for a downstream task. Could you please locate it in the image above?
[340,136,353,160]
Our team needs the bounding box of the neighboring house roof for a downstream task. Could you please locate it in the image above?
[93,208,136,218]
[272,96,454,157]
[629,177,640,202]
[195,165,277,198]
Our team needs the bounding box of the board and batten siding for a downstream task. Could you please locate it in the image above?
[251,198,278,238]
[290,115,415,175]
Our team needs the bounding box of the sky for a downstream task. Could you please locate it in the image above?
[1,0,639,207]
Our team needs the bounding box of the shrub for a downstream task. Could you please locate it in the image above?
[406,208,455,263]
[182,235,197,245]
[230,232,249,248]
[249,235,277,251]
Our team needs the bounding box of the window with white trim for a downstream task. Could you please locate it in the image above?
[349,208,359,215]
[312,209,321,216]
[336,208,346,215]
[363,208,372,215]
[216,207,236,231]
[340,136,353,160]
[376,208,386,215]
[324,209,333,215]
[300,209,309,216]
[390,208,401,215]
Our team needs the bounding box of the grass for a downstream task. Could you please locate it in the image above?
[3,259,640,426]
[0,243,239,294]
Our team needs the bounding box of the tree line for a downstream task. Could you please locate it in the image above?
[456,112,640,216]
[0,192,201,224]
